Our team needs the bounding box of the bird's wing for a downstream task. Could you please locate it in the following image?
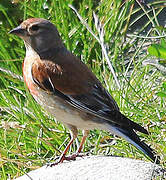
[31,51,148,134]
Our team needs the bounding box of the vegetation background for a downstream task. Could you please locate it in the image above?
[0,0,165,179]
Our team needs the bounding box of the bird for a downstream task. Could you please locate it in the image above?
[9,18,160,165]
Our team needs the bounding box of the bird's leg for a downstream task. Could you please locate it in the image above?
[64,130,89,160]
[49,126,78,166]
[77,130,89,153]
[49,129,89,166]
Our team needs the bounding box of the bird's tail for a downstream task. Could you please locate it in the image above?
[106,125,160,164]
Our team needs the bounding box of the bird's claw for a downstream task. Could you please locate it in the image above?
[47,153,87,167]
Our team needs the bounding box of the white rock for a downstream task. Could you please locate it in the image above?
[16,156,165,180]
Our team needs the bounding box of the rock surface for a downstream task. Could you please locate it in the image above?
[16,156,165,180]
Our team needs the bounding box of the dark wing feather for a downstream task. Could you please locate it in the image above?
[31,51,148,134]
[69,85,148,134]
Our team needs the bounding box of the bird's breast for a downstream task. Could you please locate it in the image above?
[23,54,104,130]
[23,56,39,96]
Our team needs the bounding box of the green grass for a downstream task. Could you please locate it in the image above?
[0,0,166,179]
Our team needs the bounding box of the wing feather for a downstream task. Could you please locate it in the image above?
[31,53,148,134]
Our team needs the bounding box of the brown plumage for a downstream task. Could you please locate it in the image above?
[9,18,160,165]
[32,52,98,95]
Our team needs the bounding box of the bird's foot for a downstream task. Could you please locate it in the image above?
[47,153,87,167]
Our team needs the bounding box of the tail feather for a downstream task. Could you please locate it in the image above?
[107,125,160,164]
[105,110,149,135]
[118,111,149,135]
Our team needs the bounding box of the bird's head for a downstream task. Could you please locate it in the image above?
[9,18,63,54]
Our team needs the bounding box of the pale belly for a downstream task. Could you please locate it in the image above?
[32,88,106,131]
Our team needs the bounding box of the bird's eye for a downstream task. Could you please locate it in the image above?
[31,25,39,31]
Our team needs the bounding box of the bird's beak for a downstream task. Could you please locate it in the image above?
[9,25,25,36]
